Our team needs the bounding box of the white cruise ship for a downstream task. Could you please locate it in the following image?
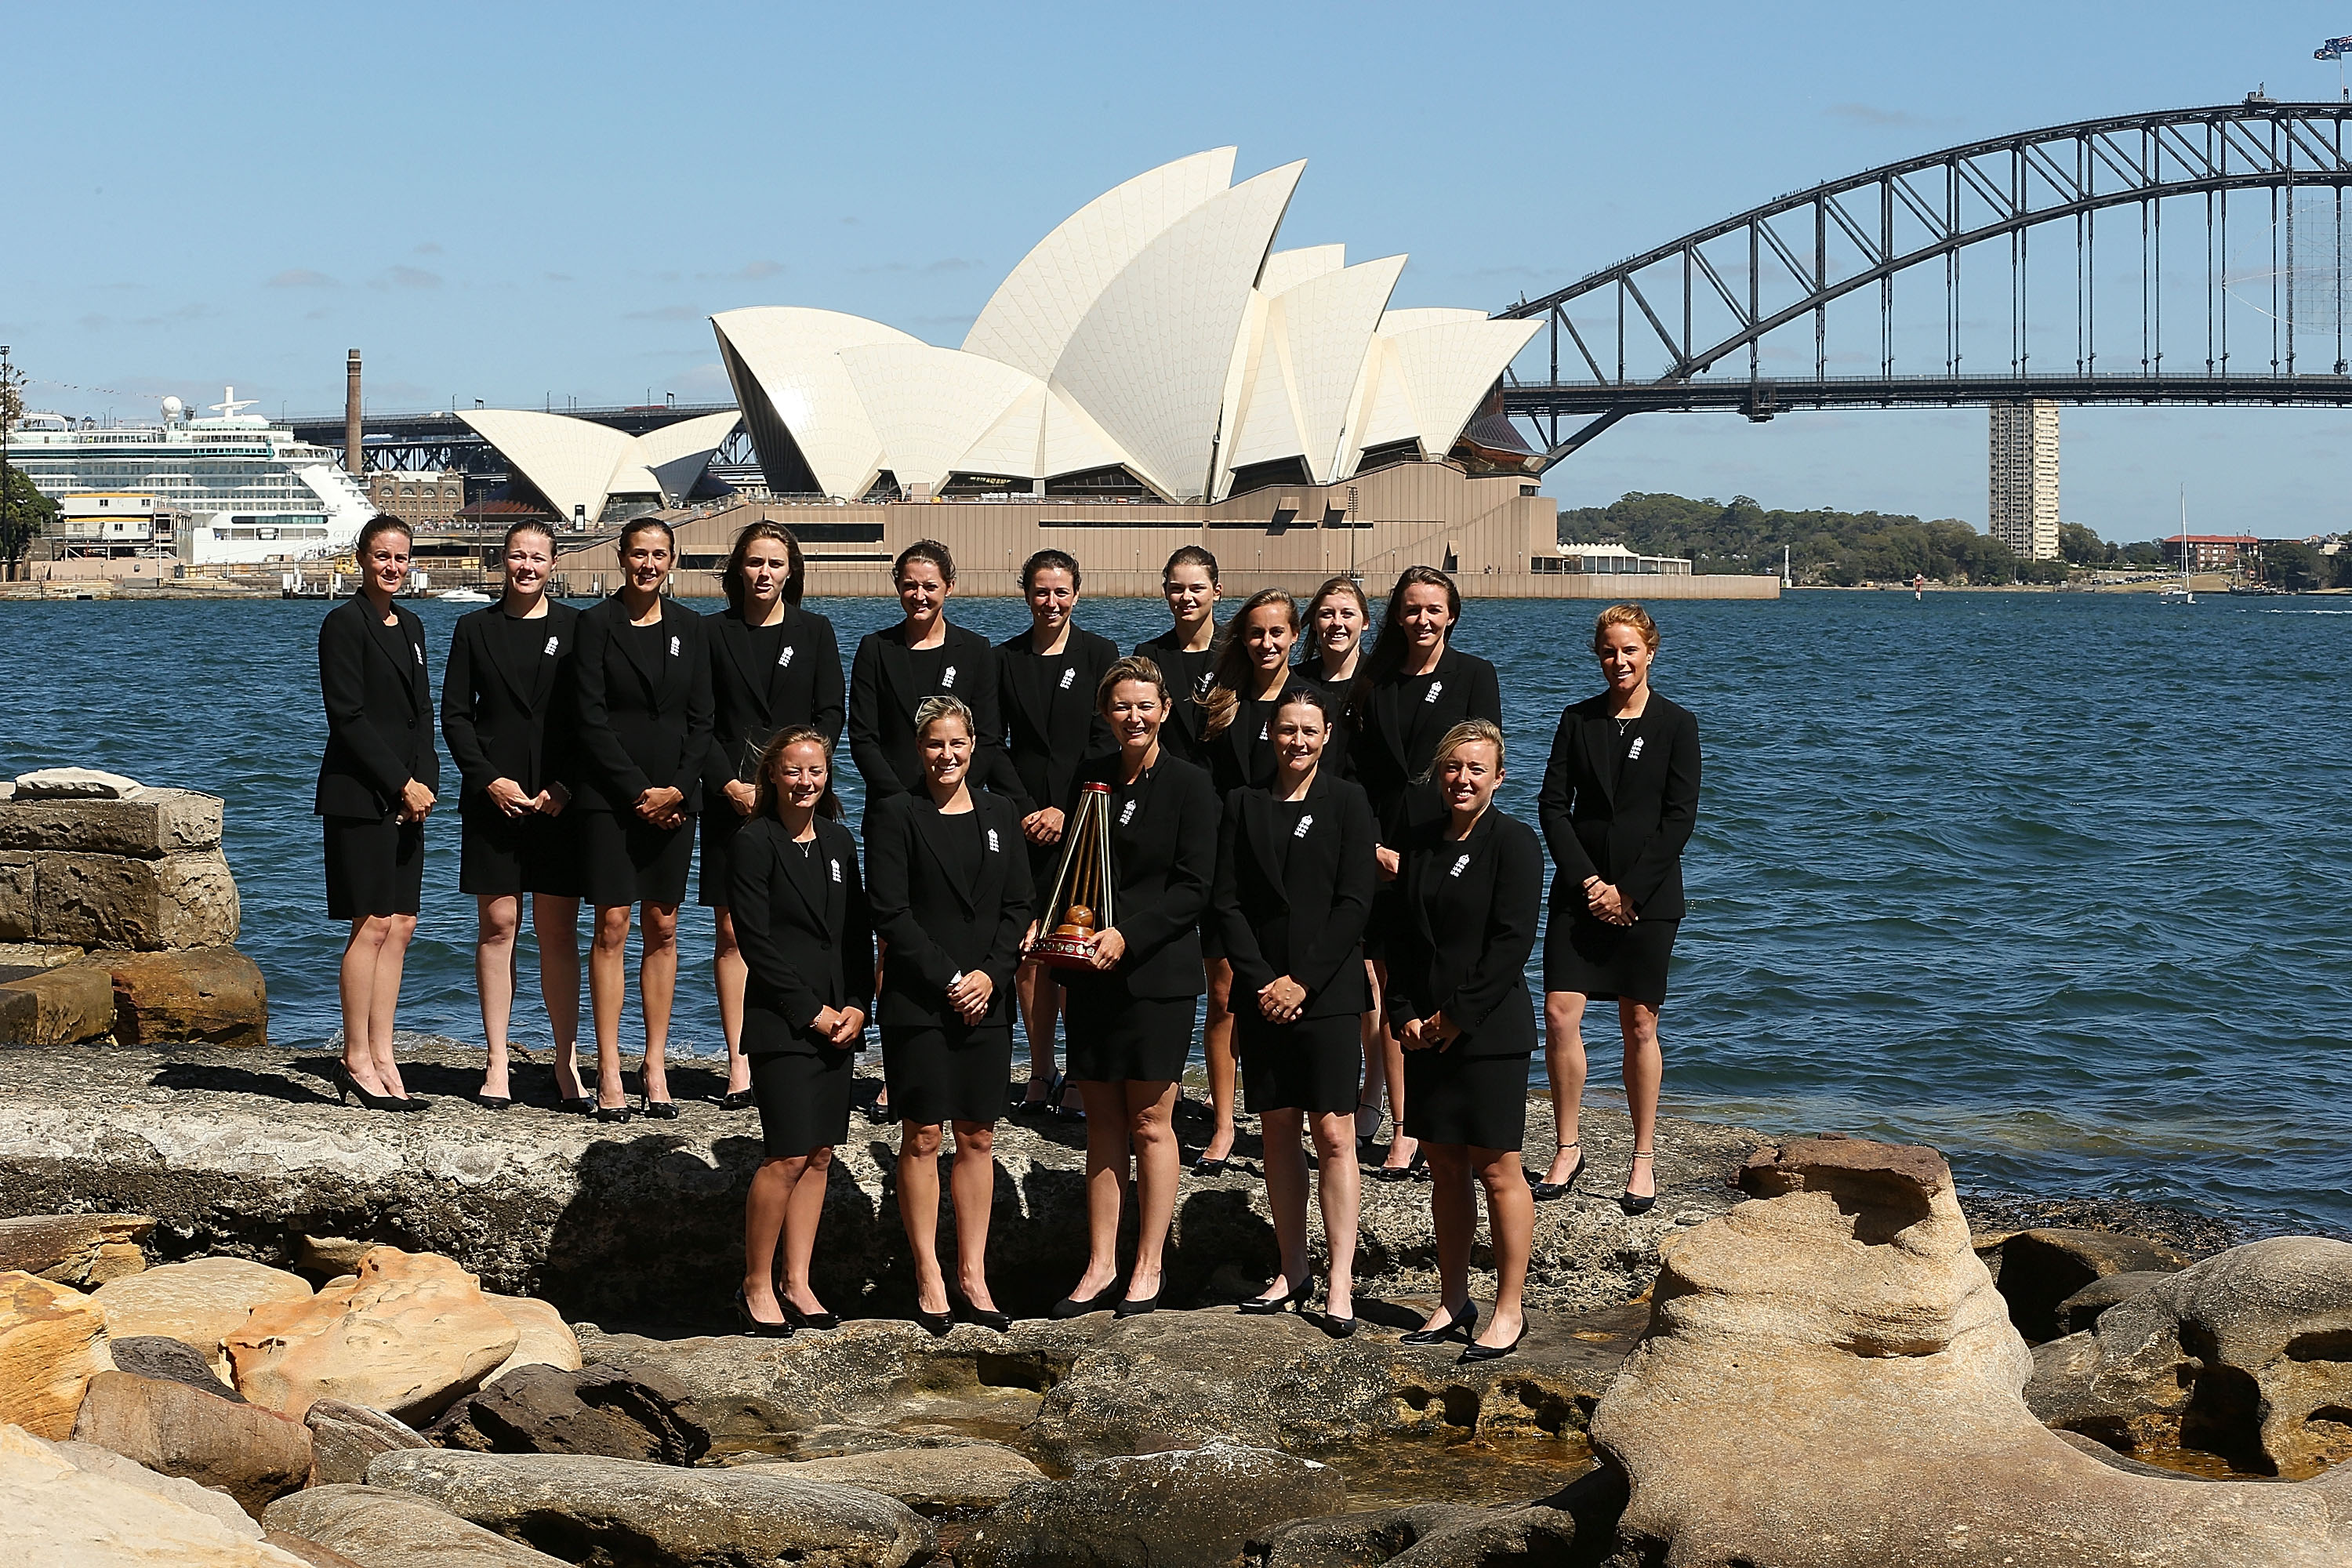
[8,390,378,567]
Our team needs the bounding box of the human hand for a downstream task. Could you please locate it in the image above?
[949,971,994,1022]
[830,1007,866,1045]
[1425,1010,1459,1048]
[810,1004,844,1040]
[725,779,759,818]
[637,786,684,826]
[1023,807,1065,845]
[1089,927,1127,970]
[1375,844,1400,881]
[487,777,532,816]
[1259,977,1305,1022]
[398,779,437,822]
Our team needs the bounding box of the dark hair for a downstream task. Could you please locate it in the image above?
[1022,547,1081,592]
[752,726,843,821]
[618,517,676,554]
[1097,653,1170,716]
[1275,681,1337,728]
[894,539,955,586]
[355,515,412,559]
[1348,564,1462,722]
[1162,545,1219,586]
[501,518,556,553]
[1201,589,1299,739]
[722,521,808,611]
[1302,575,1370,628]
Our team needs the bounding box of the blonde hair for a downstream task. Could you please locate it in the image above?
[913,695,975,738]
[1592,601,1660,654]
[752,727,843,820]
[1423,717,1506,780]
[1096,654,1169,713]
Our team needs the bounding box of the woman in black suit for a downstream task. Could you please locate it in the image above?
[1350,565,1504,1182]
[1133,546,1221,768]
[315,516,437,1112]
[1383,719,1541,1363]
[570,518,713,1122]
[848,539,1008,822]
[996,548,1117,1116]
[704,521,844,1112]
[729,728,872,1336]
[441,520,585,1110]
[1535,604,1701,1216]
[1212,685,1377,1330]
[1036,655,1220,1319]
[866,697,1033,1334]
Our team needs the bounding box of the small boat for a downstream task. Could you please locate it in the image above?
[2160,488,2196,604]
[434,588,494,604]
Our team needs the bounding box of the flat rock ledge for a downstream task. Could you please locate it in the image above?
[0,1040,1759,1326]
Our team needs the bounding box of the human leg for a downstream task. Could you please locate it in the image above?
[1471,1145,1532,1348]
[780,1146,834,1316]
[950,1120,999,1310]
[638,902,680,1102]
[1017,965,1061,1105]
[1123,1079,1181,1301]
[1541,990,1592,1186]
[590,903,633,1109]
[1069,1081,1127,1300]
[1621,1000,1662,1200]
[365,914,416,1095]
[475,895,521,1097]
[532,895,583,1100]
[896,1120,948,1314]
[1418,1142,1477,1332]
[1200,960,1236,1163]
[339,916,392,1094]
[1253,1108,1310,1299]
[713,908,750,1097]
[1308,1109,1360,1319]
[742,1152,808,1323]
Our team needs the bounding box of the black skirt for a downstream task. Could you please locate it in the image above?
[579,809,695,908]
[323,814,424,921]
[459,800,582,898]
[750,1044,857,1160]
[1544,913,1680,1008]
[882,1024,1012,1126]
[1402,1048,1530,1152]
[1062,985,1197,1084]
[1237,1010,1361,1115]
[698,805,757,908]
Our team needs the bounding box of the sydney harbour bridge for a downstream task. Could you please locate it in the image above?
[298,99,2352,483]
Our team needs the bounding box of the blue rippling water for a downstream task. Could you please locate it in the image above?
[3,590,2345,1232]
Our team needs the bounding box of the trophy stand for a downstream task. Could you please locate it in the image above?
[1031,782,1116,970]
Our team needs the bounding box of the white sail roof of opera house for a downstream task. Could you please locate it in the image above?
[456,408,740,525]
[710,151,1541,503]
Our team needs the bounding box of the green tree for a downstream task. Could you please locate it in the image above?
[2119,540,2163,568]
[2058,522,2112,565]
[2263,540,2325,591]
[0,464,56,575]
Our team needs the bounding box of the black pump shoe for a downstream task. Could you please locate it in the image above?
[782,1301,840,1332]
[911,1306,953,1338]
[1618,1149,1657,1215]
[1400,1301,1478,1347]
[333,1065,406,1112]
[1458,1319,1528,1364]
[734,1288,793,1339]
[719,1088,756,1112]
[593,1102,633,1124]
[953,1293,1012,1332]
[1048,1284,1118,1319]
[1369,1147,1428,1183]
[1319,1312,1359,1340]
[470,1092,513,1112]
[1112,1289,1160,1319]
[1237,1274,1315,1316]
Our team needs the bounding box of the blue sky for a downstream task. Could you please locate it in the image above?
[8,1,2352,539]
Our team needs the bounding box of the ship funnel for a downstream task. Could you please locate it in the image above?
[345,350,362,474]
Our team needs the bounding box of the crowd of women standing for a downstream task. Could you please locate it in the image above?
[317,512,1700,1363]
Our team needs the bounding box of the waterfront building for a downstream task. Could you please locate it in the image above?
[1987,399,2060,561]
[2163,533,2259,571]
[365,470,467,528]
[1534,543,1695,577]
[455,408,741,530]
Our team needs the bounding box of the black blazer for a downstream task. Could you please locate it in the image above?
[1202,683,1310,798]
[1351,648,1504,829]
[1134,629,1217,767]
[1058,751,1219,999]
[314,594,439,820]
[702,602,845,797]
[1212,773,1377,1018]
[1537,692,1701,921]
[865,791,1033,1029]
[728,814,874,1054]
[569,595,714,814]
[1380,808,1543,1058]
[1289,659,1357,782]
[996,624,1120,816]
[440,601,581,806]
[848,622,1007,804]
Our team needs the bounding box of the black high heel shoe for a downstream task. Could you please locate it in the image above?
[1530,1142,1584,1202]
[639,1089,680,1120]
[334,1065,407,1112]
[1112,1288,1160,1319]
[733,1287,793,1339]
[1618,1149,1657,1216]
[1318,1312,1358,1340]
[720,1088,756,1112]
[1369,1146,1428,1184]
[1237,1274,1316,1316]
[1399,1300,1478,1347]
[1458,1319,1527,1364]
[470,1091,513,1112]
[593,1102,633,1124]
[782,1301,840,1332]
[911,1305,953,1338]
[952,1291,1011,1333]
[1047,1283,1118,1319]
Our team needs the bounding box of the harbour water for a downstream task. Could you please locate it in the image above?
[2,590,2345,1233]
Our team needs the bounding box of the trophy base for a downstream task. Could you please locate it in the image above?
[1031,934,1099,971]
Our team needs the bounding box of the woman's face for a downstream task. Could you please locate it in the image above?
[1103,680,1166,749]
[741,539,793,608]
[1435,739,1504,818]
[898,559,949,624]
[919,718,973,788]
[1310,593,1364,659]
[1242,604,1295,673]
[771,740,830,812]
[365,531,410,595]
[502,532,551,597]
[1163,565,1218,628]
[1396,583,1455,652]
[619,529,672,592]
[1596,623,1653,693]
[1272,702,1328,771]
[1027,566,1076,633]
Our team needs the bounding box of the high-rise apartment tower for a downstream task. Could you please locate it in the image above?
[1987,399,2060,560]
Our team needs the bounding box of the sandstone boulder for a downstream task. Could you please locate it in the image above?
[47,1434,267,1538]
[71,1369,312,1515]
[227,1247,517,1423]
[366,1447,935,1568]
[1994,1227,2185,1341]
[0,1269,114,1438]
[11,767,144,800]
[2024,1234,2352,1479]
[0,1211,153,1286]
[0,788,221,854]
[0,1422,313,1566]
[264,1483,573,1566]
[106,946,269,1048]
[93,1255,314,1377]
[258,1531,372,1568]
[1250,1472,1626,1568]
[760,1441,1046,1513]
[1592,1134,2352,1568]
[481,1291,579,1381]
[0,959,117,1044]
[27,847,241,949]
[960,1439,1348,1568]
[2052,1269,2171,1335]
[428,1360,710,1464]
[111,1334,245,1401]
[304,1399,430,1486]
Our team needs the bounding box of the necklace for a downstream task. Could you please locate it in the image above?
[1613,714,1637,739]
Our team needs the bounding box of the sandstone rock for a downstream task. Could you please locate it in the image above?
[0,1211,153,1286]
[295,1236,372,1279]
[49,1435,267,1539]
[1995,1227,2185,1341]
[71,1368,312,1515]
[762,1441,1046,1514]
[111,1334,245,1401]
[303,1399,430,1486]
[259,1531,373,1568]
[227,1247,517,1423]
[2024,1234,2352,1479]
[0,1422,314,1566]
[16,846,241,949]
[1252,1472,1627,1568]
[264,1483,574,1566]
[1592,1135,2352,1568]
[428,1360,710,1464]
[0,788,222,855]
[0,939,82,969]
[0,959,117,1044]
[1252,1503,1492,1568]
[962,1439,1348,1568]
[481,1292,579,1381]
[12,767,144,800]
[0,1269,114,1438]
[106,946,269,1048]
[93,1255,314,1378]
[366,1447,935,1568]
[2052,1269,2170,1335]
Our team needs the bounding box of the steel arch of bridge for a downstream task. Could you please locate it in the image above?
[1497,100,2352,470]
